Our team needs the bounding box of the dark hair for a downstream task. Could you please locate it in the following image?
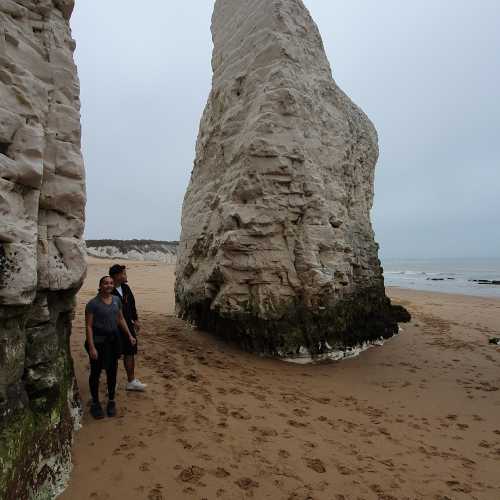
[109,264,126,277]
[98,275,113,292]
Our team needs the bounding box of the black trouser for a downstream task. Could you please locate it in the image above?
[87,340,119,403]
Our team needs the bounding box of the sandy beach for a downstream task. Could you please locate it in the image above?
[60,258,500,500]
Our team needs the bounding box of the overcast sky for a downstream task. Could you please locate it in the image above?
[71,1,500,259]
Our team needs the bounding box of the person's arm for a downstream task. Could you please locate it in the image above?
[85,311,98,360]
[133,318,141,333]
[129,288,140,332]
[118,309,137,345]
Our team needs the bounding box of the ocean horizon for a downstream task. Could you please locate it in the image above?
[381,257,500,298]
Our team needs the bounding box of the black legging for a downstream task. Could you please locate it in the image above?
[88,344,118,402]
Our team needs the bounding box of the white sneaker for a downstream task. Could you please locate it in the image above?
[126,379,147,392]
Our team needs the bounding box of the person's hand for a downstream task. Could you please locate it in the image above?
[129,336,137,346]
[89,345,98,360]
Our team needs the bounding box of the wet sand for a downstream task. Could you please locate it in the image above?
[61,258,500,500]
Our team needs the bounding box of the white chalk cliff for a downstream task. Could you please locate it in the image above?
[0,1,85,497]
[176,0,409,354]
[86,240,178,264]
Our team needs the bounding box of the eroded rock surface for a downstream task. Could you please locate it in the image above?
[0,1,85,498]
[176,0,409,355]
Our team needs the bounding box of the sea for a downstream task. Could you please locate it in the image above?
[382,258,500,299]
[285,257,500,364]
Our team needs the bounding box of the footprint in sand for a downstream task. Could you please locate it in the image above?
[288,493,315,500]
[194,412,210,425]
[302,441,317,450]
[230,408,251,420]
[211,431,225,444]
[216,405,228,415]
[312,396,331,405]
[214,359,228,370]
[178,465,206,484]
[250,426,278,440]
[288,419,307,428]
[147,487,163,500]
[212,467,231,478]
[235,477,260,491]
[281,429,294,439]
[446,480,473,494]
[281,393,300,404]
[304,458,326,473]
[287,486,314,500]
[249,426,278,443]
[370,484,398,499]
[89,493,111,500]
[335,463,354,475]
[185,371,200,382]
[196,354,208,365]
[249,391,267,402]
[176,438,193,450]
[293,408,309,417]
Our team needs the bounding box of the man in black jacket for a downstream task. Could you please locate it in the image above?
[109,264,146,391]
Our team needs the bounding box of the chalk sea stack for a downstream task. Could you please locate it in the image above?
[0,1,85,498]
[176,0,409,355]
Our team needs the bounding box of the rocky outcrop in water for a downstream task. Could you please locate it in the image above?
[0,1,85,498]
[176,0,409,356]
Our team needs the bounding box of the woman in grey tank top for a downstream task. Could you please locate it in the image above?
[85,276,136,419]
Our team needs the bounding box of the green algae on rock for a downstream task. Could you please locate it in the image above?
[0,292,81,500]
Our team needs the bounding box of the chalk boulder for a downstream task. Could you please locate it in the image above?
[176,0,409,355]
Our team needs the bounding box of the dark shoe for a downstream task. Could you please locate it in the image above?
[107,400,116,417]
[90,402,104,420]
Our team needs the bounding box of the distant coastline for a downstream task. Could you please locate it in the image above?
[86,239,178,264]
[85,244,500,299]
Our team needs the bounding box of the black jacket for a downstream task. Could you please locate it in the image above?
[112,283,138,330]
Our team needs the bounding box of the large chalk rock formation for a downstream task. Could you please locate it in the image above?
[177,0,408,355]
[0,1,85,498]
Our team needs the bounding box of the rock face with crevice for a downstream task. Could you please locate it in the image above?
[176,0,409,356]
[0,1,85,498]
